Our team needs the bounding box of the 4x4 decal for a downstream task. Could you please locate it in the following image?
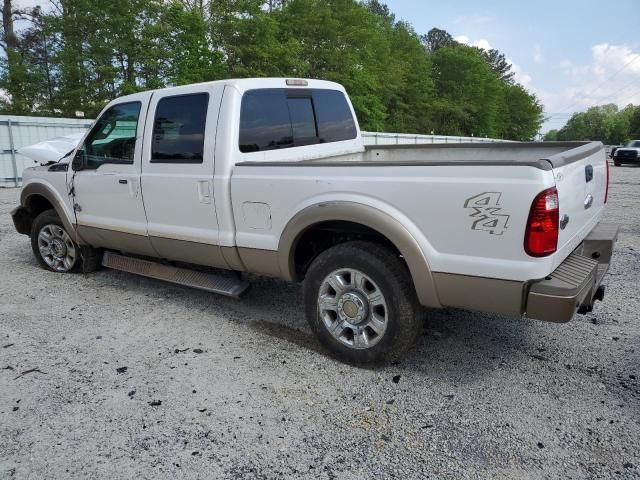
[464,192,510,235]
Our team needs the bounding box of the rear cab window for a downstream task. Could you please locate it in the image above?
[239,89,357,153]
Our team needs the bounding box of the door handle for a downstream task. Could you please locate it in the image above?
[118,179,128,184]
[584,194,593,209]
[585,165,593,183]
[197,180,211,204]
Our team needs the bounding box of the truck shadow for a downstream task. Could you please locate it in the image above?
[232,275,536,379]
[100,266,538,379]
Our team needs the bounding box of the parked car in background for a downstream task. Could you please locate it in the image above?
[613,140,640,166]
[11,78,618,363]
[609,145,621,159]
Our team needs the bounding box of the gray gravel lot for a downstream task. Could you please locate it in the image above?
[1,164,639,480]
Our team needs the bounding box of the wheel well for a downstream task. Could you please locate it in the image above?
[293,221,401,278]
[25,194,54,217]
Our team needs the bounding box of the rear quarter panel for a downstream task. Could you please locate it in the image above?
[230,163,559,282]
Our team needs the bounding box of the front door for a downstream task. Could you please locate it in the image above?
[70,93,156,256]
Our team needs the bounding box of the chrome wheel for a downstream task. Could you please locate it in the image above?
[318,268,388,350]
[37,224,77,272]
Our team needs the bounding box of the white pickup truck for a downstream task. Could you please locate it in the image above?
[11,78,618,363]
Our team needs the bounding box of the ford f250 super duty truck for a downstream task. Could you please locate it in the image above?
[11,78,618,363]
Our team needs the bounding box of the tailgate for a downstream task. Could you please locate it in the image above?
[548,142,607,265]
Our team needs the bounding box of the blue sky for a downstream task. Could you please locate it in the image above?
[384,0,640,132]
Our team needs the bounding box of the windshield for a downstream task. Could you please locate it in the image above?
[627,140,640,148]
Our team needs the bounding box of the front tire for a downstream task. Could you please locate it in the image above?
[303,241,421,364]
[30,209,101,273]
[614,162,621,166]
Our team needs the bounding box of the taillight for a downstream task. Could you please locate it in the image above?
[524,187,559,257]
[604,158,609,204]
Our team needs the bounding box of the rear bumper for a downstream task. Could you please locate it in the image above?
[525,222,618,323]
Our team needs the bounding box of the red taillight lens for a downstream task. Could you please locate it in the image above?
[525,187,559,257]
[604,159,609,204]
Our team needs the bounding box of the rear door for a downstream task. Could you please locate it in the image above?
[140,84,227,267]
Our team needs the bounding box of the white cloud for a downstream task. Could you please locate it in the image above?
[533,44,544,63]
[454,35,492,51]
[537,43,640,131]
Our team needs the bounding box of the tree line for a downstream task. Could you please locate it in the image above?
[544,104,640,145]
[0,0,544,140]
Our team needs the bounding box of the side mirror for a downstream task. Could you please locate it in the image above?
[71,151,84,171]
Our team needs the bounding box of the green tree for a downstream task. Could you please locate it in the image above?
[480,48,514,84]
[160,1,224,85]
[430,45,502,137]
[496,83,543,140]
[1,0,43,113]
[549,104,639,145]
[629,106,640,139]
[420,27,457,54]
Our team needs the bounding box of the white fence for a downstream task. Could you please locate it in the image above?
[361,131,511,145]
[0,115,92,186]
[0,115,511,186]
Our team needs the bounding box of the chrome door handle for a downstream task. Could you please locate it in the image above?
[584,194,593,209]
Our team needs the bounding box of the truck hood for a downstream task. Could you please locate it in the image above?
[17,132,83,164]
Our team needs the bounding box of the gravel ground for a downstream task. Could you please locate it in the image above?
[1,164,639,480]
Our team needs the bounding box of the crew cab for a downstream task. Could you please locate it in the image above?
[613,139,640,166]
[11,78,618,363]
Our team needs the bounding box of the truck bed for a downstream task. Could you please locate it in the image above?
[237,141,601,171]
[363,141,601,169]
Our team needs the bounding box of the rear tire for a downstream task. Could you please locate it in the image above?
[30,209,101,273]
[303,241,421,364]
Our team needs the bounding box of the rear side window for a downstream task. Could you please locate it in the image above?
[239,88,356,153]
[314,90,358,143]
[239,90,293,153]
[151,93,208,163]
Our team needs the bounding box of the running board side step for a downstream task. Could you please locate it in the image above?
[101,251,250,298]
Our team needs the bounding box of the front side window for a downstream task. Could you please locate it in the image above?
[151,93,208,163]
[239,88,357,153]
[79,102,141,169]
